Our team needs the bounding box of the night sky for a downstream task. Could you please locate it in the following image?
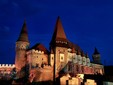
[0,0,113,65]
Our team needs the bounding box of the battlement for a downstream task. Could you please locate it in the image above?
[0,64,15,68]
[32,49,44,54]
[27,49,44,55]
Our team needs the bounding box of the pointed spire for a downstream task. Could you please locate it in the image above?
[93,47,100,54]
[17,20,29,42]
[81,51,85,57]
[50,16,68,45]
[72,47,76,53]
[77,50,81,55]
[85,53,89,58]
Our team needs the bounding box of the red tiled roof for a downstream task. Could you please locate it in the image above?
[68,42,82,54]
[50,16,69,45]
[30,43,49,54]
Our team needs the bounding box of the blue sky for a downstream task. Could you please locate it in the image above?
[0,0,113,65]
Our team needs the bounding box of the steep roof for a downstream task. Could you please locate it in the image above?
[69,42,82,54]
[30,43,49,54]
[93,48,100,54]
[81,51,85,57]
[17,20,29,42]
[85,53,89,58]
[50,16,69,45]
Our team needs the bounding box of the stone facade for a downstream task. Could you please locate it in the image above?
[0,17,104,84]
[84,79,97,85]
[27,49,48,68]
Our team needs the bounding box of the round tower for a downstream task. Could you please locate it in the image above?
[15,20,29,71]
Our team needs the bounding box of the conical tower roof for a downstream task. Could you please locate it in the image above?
[17,20,29,42]
[93,47,100,54]
[50,16,68,45]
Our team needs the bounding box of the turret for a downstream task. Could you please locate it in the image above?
[81,51,86,65]
[77,50,82,65]
[72,47,77,63]
[92,48,101,64]
[15,20,30,71]
[85,53,90,66]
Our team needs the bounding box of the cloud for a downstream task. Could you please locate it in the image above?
[0,26,10,32]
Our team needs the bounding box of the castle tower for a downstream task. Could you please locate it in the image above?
[81,51,86,66]
[92,48,101,64]
[77,50,82,65]
[15,20,30,71]
[85,53,90,66]
[49,16,69,71]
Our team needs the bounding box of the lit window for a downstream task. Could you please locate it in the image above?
[60,53,64,62]
[61,56,63,60]
[52,57,54,60]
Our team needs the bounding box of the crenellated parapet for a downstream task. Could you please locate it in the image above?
[27,48,48,68]
[0,64,15,68]
[0,64,15,75]
[27,49,44,55]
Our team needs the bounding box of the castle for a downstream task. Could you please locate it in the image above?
[0,17,104,84]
